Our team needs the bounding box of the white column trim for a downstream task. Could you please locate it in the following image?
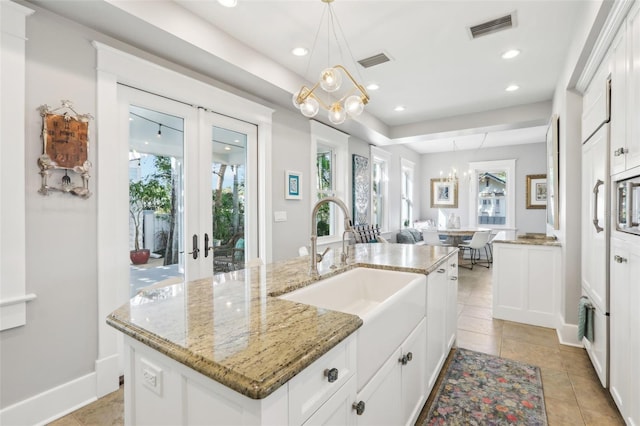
[0,0,34,332]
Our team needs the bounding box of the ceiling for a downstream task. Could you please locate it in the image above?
[29,0,597,153]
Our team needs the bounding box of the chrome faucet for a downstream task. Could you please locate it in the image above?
[309,196,353,276]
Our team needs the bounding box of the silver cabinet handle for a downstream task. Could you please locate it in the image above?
[352,401,365,415]
[450,276,458,281]
[614,147,629,156]
[592,179,604,233]
[614,255,627,264]
[437,268,446,273]
[324,368,338,383]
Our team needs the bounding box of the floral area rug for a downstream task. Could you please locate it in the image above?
[423,348,547,425]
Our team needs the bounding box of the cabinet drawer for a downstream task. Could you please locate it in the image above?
[289,336,356,425]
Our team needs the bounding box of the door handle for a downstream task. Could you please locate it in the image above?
[592,179,604,233]
[204,233,213,258]
[188,234,199,259]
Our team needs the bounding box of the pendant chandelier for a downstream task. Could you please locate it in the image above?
[292,0,370,125]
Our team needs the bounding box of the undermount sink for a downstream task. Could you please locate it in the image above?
[279,267,426,390]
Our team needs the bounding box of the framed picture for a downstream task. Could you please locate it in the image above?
[285,170,302,200]
[430,178,458,208]
[526,174,547,209]
[546,114,560,229]
[352,154,370,226]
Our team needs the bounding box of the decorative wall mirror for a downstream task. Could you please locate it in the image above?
[546,114,560,230]
[37,100,93,198]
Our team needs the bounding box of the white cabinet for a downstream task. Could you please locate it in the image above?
[289,335,357,425]
[582,124,610,311]
[445,256,459,351]
[303,376,356,426]
[626,3,640,172]
[610,28,627,175]
[492,243,561,328]
[609,237,640,426]
[426,265,447,392]
[355,319,427,426]
[611,2,640,175]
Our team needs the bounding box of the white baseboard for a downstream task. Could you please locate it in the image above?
[0,372,97,426]
[96,354,120,398]
[556,318,583,347]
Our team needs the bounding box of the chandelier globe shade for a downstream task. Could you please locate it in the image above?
[292,0,370,124]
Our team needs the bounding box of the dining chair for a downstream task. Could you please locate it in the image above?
[458,231,492,269]
[422,230,448,246]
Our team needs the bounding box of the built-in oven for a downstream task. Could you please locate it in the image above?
[616,175,640,235]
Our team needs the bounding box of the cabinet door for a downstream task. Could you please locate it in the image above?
[581,125,609,311]
[628,242,640,426]
[627,3,640,171]
[582,51,610,141]
[303,375,357,426]
[609,240,629,416]
[445,256,459,350]
[610,29,627,175]
[355,347,402,426]
[426,266,447,391]
[402,319,427,426]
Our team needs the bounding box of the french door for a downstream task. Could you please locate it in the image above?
[120,86,257,291]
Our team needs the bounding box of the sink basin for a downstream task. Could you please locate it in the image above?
[279,267,426,390]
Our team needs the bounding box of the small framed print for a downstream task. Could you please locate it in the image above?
[430,178,458,208]
[526,174,547,209]
[285,170,302,200]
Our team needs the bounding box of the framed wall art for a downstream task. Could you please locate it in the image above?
[526,174,547,209]
[352,154,370,226]
[546,114,560,229]
[285,170,302,200]
[37,100,93,198]
[430,178,458,208]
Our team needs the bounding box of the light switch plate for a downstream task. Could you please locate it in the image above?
[274,211,287,222]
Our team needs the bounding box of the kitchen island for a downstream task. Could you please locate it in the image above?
[107,243,458,425]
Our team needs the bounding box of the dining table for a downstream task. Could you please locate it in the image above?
[436,227,492,246]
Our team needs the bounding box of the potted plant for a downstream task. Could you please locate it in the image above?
[129,178,170,265]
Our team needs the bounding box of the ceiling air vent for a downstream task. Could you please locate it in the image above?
[469,13,514,39]
[357,52,391,69]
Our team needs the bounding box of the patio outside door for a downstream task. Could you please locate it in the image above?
[121,86,257,295]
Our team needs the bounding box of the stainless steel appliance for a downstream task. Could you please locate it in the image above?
[615,175,640,235]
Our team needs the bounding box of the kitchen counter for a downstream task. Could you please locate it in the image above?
[107,243,456,400]
[494,233,561,247]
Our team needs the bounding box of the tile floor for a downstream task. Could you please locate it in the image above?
[49,264,624,425]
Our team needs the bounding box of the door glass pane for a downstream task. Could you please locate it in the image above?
[477,171,506,225]
[129,105,184,296]
[316,146,334,237]
[211,126,247,274]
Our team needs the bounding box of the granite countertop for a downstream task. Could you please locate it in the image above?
[494,233,561,247]
[107,243,457,400]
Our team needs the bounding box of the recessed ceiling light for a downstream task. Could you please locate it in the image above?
[367,83,380,91]
[224,146,231,151]
[217,0,238,7]
[505,84,519,92]
[394,105,405,112]
[291,47,308,57]
[502,49,520,59]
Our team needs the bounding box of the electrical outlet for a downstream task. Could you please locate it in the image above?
[140,358,163,396]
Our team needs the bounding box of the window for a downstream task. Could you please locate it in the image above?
[400,158,415,228]
[468,160,516,229]
[310,121,349,243]
[371,146,391,231]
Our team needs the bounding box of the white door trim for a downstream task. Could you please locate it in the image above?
[93,41,273,397]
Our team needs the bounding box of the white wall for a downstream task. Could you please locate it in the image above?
[0,9,98,408]
[420,143,547,234]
